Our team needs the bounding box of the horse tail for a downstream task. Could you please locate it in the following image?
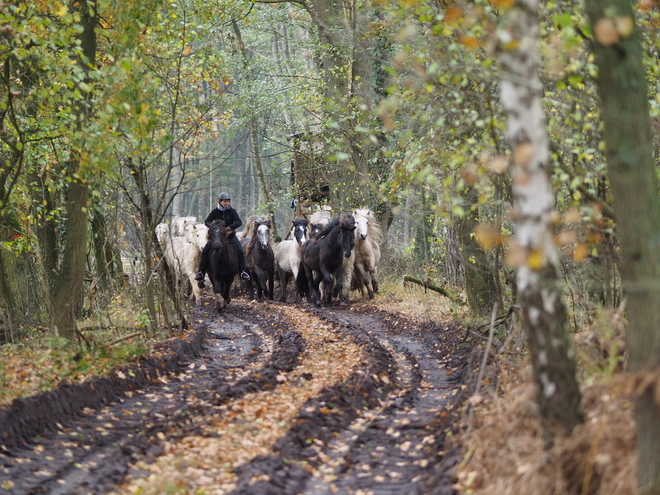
[295,262,310,299]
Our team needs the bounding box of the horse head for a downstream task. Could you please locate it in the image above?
[207,219,228,250]
[339,213,356,258]
[292,218,308,246]
[256,222,271,249]
[354,212,369,240]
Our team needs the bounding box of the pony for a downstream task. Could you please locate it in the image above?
[185,223,208,253]
[155,223,202,306]
[275,217,309,302]
[171,215,197,237]
[296,213,356,307]
[237,214,270,240]
[206,219,240,313]
[241,218,275,301]
[309,209,332,239]
[351,208,382,299]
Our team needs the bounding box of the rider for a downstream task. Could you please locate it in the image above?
[194,192,250,286]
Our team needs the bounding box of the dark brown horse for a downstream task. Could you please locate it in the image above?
[296,213,356,307]
[241,219,275,301]
[207,219,240,312]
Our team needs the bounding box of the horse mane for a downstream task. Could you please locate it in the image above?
[239,214,270,239]
[309,210,331,227]
[340,212,355,230]
[313,216,340,242]
[353,208,383,244]
[292,217,308,228]
[208,219,227,233]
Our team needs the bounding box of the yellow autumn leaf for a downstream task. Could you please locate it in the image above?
[444,6,462,24]
[53,2,67,16]
[513,143,534,168]
[490,0,515,9]
[615,16,634,38]
[475,223,504,249]
[574,243,588,262]
[594,18,619,47]
[527,249,545,270]
[459,36,480,50]
[488,155,509,174]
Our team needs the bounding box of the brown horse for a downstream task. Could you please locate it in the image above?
[241,219,275,301]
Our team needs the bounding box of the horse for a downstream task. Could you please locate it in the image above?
[241,218,275,301]
[296,213,356,307]
[155,223,202,306]
[237,214,270,240]
[206,219,240,313]
[309,209,332,239]
[275,217,309,302]
[351,208,382,299]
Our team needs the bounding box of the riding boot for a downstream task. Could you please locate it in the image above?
[196,243,211,288]
[229,235,251,281]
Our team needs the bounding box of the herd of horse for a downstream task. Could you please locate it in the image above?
[157,208,382,313]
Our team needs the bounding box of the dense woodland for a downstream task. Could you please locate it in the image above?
[1,0,660,492]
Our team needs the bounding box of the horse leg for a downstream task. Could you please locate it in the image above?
[306,266,321,306]
[371,266,379,294]
[268,269,275,300]
[215,289,226,313]
[360,263,375,300]
[254,267,267,301]
[277,267,287,302]
[189,274,202,306]
[323,270,335,306]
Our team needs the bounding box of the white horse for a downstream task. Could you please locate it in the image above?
[185,223,208,252]
[156,223,202,306]
[309,209,332,238]
[275,217,309,302]
[352,208,382,299]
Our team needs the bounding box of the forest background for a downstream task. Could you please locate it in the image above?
[1,0,660,493]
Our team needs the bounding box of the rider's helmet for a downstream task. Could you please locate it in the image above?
[218,192,231,201]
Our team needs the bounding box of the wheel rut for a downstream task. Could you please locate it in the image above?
[0,299,470,495]
[300,307,462,495]
[0,304,299,494]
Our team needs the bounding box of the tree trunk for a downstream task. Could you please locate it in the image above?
[50,0,97,341]
[497,0,583,435]
[456,186,498,315]
[584,0,660,490]
[51,180,90,341]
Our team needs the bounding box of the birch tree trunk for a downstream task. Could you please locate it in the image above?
[584,0,660,490]
[497,0,583,435]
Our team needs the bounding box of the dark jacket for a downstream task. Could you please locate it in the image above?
[204,206,242,237]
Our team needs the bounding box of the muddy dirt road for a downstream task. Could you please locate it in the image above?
[0,296,471,494]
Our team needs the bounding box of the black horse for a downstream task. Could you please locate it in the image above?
[241,219,275,301]
[296,213,356,307]
[207,219,240,312]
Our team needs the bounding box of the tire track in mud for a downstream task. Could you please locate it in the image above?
[302,308,464,495]
[226,305,467,495]
[1,300,469,495]
[0,306,300,495]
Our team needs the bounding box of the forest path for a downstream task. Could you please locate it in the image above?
[0,295,470,495]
